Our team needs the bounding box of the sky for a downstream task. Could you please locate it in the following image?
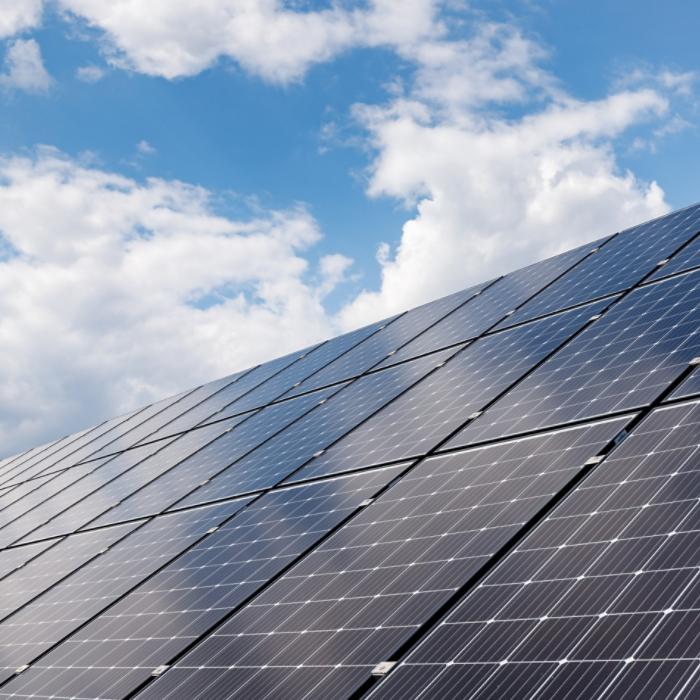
[0,0,699,456]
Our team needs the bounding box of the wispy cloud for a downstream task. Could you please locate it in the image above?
[0,39,51,93]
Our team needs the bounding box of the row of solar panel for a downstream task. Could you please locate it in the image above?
[1,205,700,698]
[3,199,700,493]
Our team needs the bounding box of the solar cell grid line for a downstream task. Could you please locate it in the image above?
[87,385,346,529]
[0,389,199,490]
[193,315,402,426]
[449,267,700,450]
[170,347,459,512]
[4,439,181,548]
[0,499,250,691]
[130,337,337,444]
[0,466,406,700]
[280,282,493,401]
[131,416,632,700]
[287,297,615,485]
[364,398,700,700]
[371,237,606,370]
[494,202,700,333]
[666,364,700,402]
[16,413,256,545]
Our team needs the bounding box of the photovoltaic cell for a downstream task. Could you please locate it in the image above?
[0,467,404,700]
[451,269,700,448]
[289,298,614,483]
[372,238,604,368]
[0,499,247,687]
[18,415,254,544]
[0,539,61,582]
[369,398,700,700]
[495,202,700,331]
[649,233,700,283]
[667,365,700,401]
[281,282,491,399]
[174,349,458,511]
[87,386,344,528]
[133,417,631,700]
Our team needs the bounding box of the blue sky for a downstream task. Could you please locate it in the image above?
[0,0,698,454]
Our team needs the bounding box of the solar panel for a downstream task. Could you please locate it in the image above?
[450,268,700,448]
[288,298,615,483]
[173,349,458,511]
[16,415,255,545]
[129,416,630,700]
[0,467,404,700]
[371,237,605,368]
[281,282,492,399]
[494,202,700,331]
[366,397,700,700]
[648,232,700,283]
[0,499,248,686]
[84,386,345,528]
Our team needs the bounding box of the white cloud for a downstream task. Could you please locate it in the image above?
[136,140,156,155]
[337,25,674,327]
[0,148,350,455]
[0,38,51,93]
[76,64,105,82]
[0,0,42,39]
[56,0,440,82]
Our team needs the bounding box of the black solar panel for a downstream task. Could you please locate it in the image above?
[450,268,700,447]
[0,467,404,700]
[367,398,700,700]
[288,298,614,482]
[5,204,700,700]
[371,238,604,368]
[0,499,248,686]
[129,416,630,700]
[494,202,700,330]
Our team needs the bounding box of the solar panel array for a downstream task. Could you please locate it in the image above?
[1,202,700,700]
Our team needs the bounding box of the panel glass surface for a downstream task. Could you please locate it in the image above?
[374,238,604,367]
[174,349,457,510]
[0,499,246,687]
[667,365,700,401]
[135,417,630,700]
[19,416,252,544]
[88,386,344,528]
[290,298,614,483]
[282,283,491,399]
[369,398,700,700]
[0,468,404,700]
[495,203,700,330]
[649,232,700,282]
[452,269,700,447]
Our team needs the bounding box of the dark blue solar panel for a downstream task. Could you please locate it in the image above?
[84,386,345,528]
[452,269,700,447]
[667,364,700,401]
[371,238,604,368]
[0,467,404,700]
[133,417,630,700]
[0,499,247,686]
[18,415,255,544]
[281,282,492,399]
[289,298,615,483]
[172,349,458,511]
[496,203,700,330]
[371,398,700,700]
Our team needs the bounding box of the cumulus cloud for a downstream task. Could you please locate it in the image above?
[0,148,350,454]
[0,38,51,93]
[55,0,440,82]
[0,0,42,39]
[337,24,675,327]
